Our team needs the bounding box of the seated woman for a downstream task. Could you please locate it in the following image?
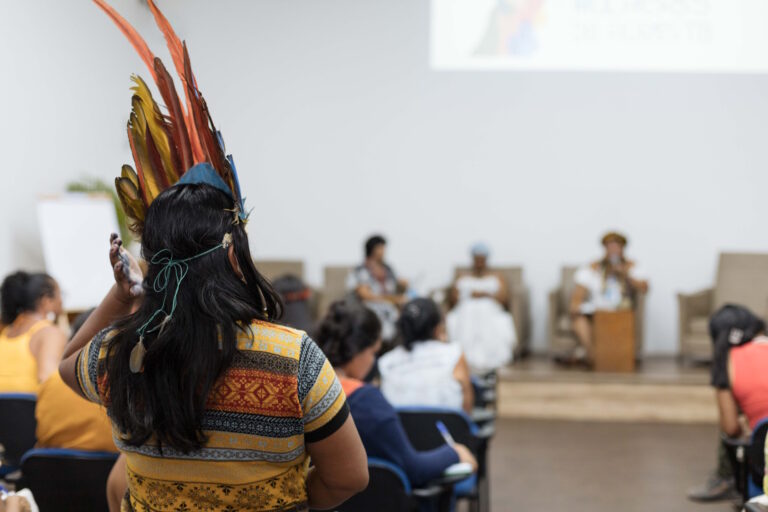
[716,329,768,499]
[379,298,474,414]
[346,235,408,342]
[718,334,768,438]
[0,271,66,393]
[446,243,516,373]
[562,231,649,366]
[35,309,116,452]
[316,301,477,487]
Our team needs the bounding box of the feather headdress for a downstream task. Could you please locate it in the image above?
[93,0,247,234]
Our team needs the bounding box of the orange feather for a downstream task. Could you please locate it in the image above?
[91,0,157,82]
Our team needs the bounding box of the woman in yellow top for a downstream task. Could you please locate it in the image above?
[35,309,117,453]
[0,271,66,393]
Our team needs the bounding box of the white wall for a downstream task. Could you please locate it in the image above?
[2,0,768,354]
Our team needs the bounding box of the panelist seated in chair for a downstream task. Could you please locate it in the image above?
[379,298,474,414]
[347,235,409,342]
[0,271,66,393]
[560,232,648,366]
[446,243,516,372]
[316,301,477,487]
[35,309,117,453]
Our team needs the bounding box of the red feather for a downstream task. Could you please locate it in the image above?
[183,44,223,170]
[153,58,192,172]
[92,0,157,82]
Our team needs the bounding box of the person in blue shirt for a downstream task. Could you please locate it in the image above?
[315,301,477,486]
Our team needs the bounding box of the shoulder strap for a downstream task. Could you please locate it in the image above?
[26,319,54,338]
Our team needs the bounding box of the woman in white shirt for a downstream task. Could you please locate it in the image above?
[379,298,474,413]
[446,243,517,373]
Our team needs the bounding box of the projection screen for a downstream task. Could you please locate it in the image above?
[431,0,768,72]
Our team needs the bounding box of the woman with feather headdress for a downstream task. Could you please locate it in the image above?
[58,2,368,510]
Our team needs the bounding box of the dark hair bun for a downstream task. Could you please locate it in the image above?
[316,301,381,366]
[398,298,442,350]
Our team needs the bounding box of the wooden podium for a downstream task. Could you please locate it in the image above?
[593,310,636,373]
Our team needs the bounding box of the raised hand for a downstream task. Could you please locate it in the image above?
[109,233,143,302]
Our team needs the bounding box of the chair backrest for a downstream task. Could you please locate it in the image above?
[714,253,768,318]
[748,418,768,491]
[20,448,119,512]
[558,266,579,312]
[254,259,304,282]
[0,393,37,468]
[396,407,477,452]
[318,265,356,317]
[334,458,412,512]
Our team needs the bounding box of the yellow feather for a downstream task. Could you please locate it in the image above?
[115,175,146,223]
[121,164,139,189]
[130,76,177,184]
[128,106,161,202]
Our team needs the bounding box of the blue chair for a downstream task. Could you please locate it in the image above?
[0,393,37,476]
[334,457,414,511]
[328,457,460,512]
[722,417,768,503]
[19,448,119,512]
[397,407,494,512]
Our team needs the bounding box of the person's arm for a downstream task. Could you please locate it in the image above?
[569,285,588,316]
[306,416,369,509]
[453,354,475,414]
[30,325,67,383]
[60,234,143,397]
[624,263,649,293]
[359,386,475,487]
[299,337,368,508]
[719,355,742,438]
[356,284,405,306]
[494,273,509,306]
[717,389,741,438]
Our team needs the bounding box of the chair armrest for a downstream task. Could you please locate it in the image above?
[411,485,445,499]
[476,423,495,440]
[548,289,562,319]
[471,408,497,425]
[412,472,471,498]
[677,288,714,319]
[721,434,750,449]
[745,500,768,512]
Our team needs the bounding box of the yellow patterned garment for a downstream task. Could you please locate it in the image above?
[76,320,348,512]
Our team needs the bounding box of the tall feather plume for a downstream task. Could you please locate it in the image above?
[131,76,177,186]
[153,58,192,172]
[94,0,250,233]
[182,44,225,170]
[146,0,205,163]
[92,0,157,82]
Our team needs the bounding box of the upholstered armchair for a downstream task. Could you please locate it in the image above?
[679,253,768,363]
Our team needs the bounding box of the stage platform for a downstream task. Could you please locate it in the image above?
[495,356,716,424]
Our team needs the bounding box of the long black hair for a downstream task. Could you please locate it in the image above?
[105,184,283,453]
[398,298,442,351]
[315,301,381,367]
[0,271,57,325]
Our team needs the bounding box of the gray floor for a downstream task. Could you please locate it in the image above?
[488,418,737,512]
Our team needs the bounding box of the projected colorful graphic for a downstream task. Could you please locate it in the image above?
[431,0,768,72]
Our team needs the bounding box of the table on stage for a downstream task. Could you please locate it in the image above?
[593,310,636,373]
